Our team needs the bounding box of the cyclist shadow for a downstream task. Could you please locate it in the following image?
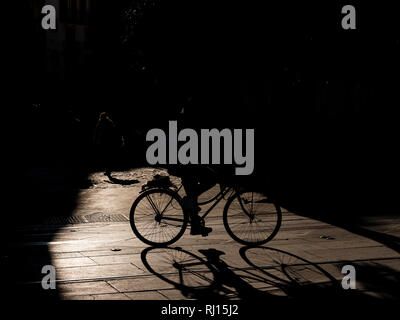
[140,246,361,301]
[141,245,398,301]
[141,246,279,301]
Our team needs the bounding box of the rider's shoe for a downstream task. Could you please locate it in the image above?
[190,224,213,236]
[190,216,212,236]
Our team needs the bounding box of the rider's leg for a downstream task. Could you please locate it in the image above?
[195,166,217,196]
[181,175,200,217]
[181,175,212,235]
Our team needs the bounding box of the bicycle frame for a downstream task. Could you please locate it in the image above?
[155,185,235,222]
[143,182,254,225]
[198,186,234,220]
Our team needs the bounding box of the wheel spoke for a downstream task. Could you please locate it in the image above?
[130,189,187,246]
[224,191,282,245]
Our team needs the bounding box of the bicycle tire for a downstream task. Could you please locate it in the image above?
[130,188,188,247]
[223,190,282,246]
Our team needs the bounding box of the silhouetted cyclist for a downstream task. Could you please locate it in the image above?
[167,99,217,235]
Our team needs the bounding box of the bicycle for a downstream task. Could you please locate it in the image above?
[129,173,282,247]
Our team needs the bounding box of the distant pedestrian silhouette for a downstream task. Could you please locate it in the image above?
[94,112,124,176]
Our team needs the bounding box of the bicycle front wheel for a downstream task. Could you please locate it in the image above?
[130,188,188,247]
[223,191,282,246]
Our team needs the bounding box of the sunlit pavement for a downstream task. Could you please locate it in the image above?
[10,168,400,300]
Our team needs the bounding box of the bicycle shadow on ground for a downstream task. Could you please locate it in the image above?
[239,246,400,301]
[141,246,400,302]
[141,246,281,301]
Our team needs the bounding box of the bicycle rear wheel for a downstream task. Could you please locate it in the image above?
[130,188,188,246]
[223,191,282,246]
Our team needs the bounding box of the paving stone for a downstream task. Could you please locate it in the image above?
[89,254,142,265]
[58,281,118,297]
[51,252,85,259]
[67,293,130,300]
[107,276,176,292]
[157,289,194,300]
[53,257,98,268]
[57,264,141,281]
[124,291,167,300]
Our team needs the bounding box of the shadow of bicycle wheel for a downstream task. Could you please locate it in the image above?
[239,246,344,298]
[141,247,222,300]
[140,246,286,301]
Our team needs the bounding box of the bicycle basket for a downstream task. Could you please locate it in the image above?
[141,174,177,191]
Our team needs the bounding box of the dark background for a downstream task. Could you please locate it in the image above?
[3,0,400,232]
